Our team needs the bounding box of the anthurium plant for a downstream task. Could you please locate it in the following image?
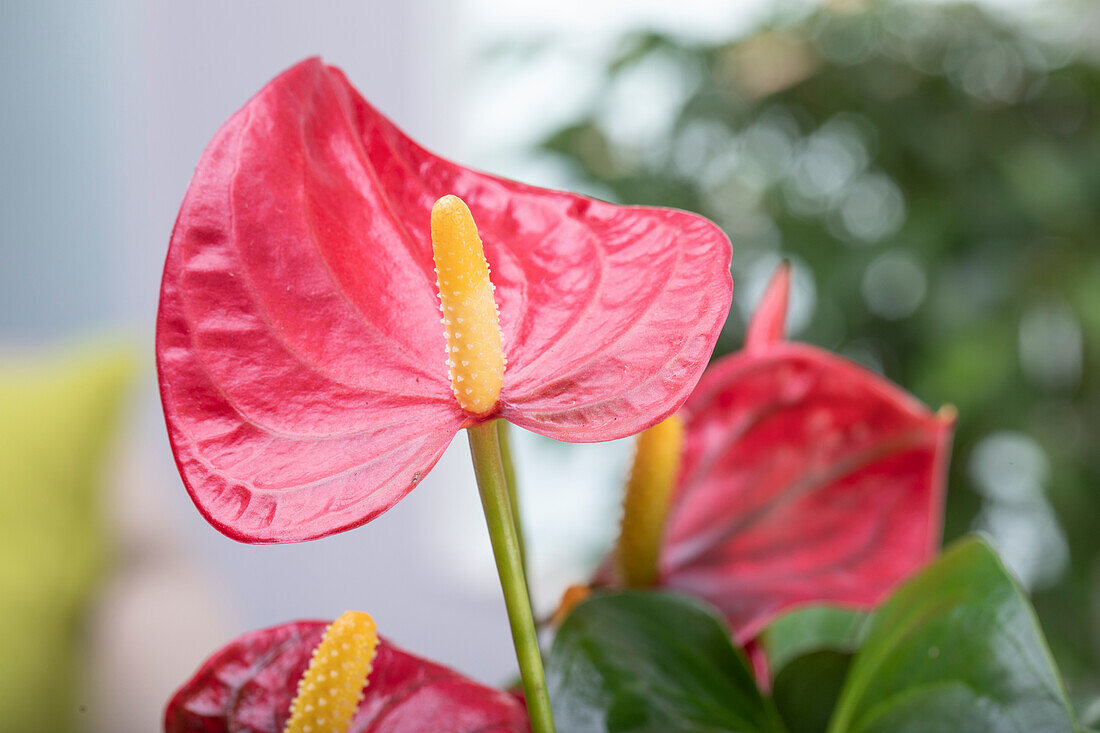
[158,59,1084,732]
[165,611,528,732]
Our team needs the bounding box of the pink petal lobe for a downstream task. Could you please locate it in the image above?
[661,344,953,641]
[324,60,732,442]
[325,59,733,441]
[158,58,732,540]
[163,621,530,733]
[494,206,732,442]
[157,59,465,543]
[744,262,790,351]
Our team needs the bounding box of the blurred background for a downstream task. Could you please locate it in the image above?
[2,0,1098,730]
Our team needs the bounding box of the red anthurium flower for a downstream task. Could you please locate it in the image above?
[157,57,732,543]
[605,263,954,642]
[165,612,529,733]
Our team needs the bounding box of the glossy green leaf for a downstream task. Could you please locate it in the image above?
[1078,697,1100,730]
[762,606,870,676]
[547,590,786,733]
[773,651,854,733]
[762,607,869,733]
[828,537,1077,733]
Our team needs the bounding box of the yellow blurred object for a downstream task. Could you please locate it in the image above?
[615,415,685,588]
[285,610,379,733]
[431,194,505,416]
[0,343,135,732]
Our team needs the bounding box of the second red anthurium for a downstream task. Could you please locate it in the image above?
[603,264,955,642]
[165,610,530,732]
[157,58,732,544]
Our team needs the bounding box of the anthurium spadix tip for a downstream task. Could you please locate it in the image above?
[285,611,378,733]
[615,415,684,588]
[431,195,505,416]
[156,58,732,543]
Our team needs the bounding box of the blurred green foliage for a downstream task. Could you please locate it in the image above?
[0,346,134,731]
[535,0,1100,698]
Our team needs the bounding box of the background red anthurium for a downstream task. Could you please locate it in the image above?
[156,57,732,544]
[611,264,955,642]
[164,620,530,733]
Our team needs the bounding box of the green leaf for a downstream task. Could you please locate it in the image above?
[828,537,1078,733]
[1078,697,1100,729]
[762,606,870,675]
[773,651,855,733]
[761,607,870,733]
[547,590,786,733]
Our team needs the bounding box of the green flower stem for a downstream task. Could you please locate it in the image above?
[467,420,556,733]
[495,420,528,579]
